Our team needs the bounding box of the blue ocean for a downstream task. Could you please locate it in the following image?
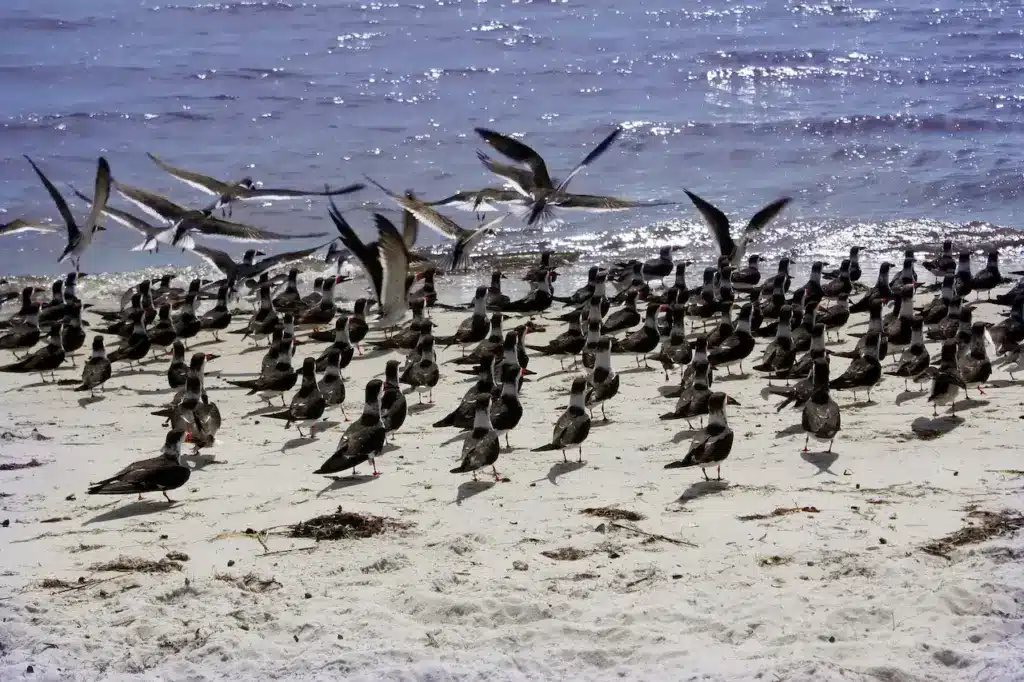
[1,0,1022,278]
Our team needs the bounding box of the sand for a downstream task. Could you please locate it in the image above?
[1,268,1023,682]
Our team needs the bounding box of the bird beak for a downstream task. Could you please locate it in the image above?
[204,354,218,361]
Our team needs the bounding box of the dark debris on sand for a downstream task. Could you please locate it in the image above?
[541,547,591,561]
[289,506,411,541]
[214,572,282,593]
[581,506,646,522]
[738,506,820,521]
[91,556,183,573]
[921,508,1024,561]
[0,458,43,472]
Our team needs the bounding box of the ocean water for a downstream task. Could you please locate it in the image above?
[1,0,1023,279]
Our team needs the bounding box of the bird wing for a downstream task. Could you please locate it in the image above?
[237,182,365,201]
[248,244,326,277]
[193,217,327,243]
[147,152,233,196]
[23,156,79,241]
[186,244,239,278]
[553,126,622,193]
[475,150,536,197]
[474,128,554,189]
[328,198,383,299]
[364,176,465,241]
[444,214,506,272]
[402,189,419,249]
[375,213,411,316]
[557,194,677,211]
[735,197,792,265]
[83,157,112,236]
[684,190,734,260]
[0,219,59,236]
[114,182,189,223]
[68,184,161,238]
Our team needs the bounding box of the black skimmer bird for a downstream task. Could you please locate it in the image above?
[400,334,440,403]
[602,290,641,333]
[437,287,489,351]
[802,358,840,452]
[886,317,929,390]
[475,125,661,226]
[922,240,956,279]
[199,285,232,341]
[73,336,112,396]
[87,430,189,503]
[953,252,973,298]
[958,322,992,397]
[524,312,584,370]
[23,155,111,272]
[264,357,327,436]
[531,376,592,462]
[225,345,296,405]
[971,251,1004,299]
[320,347,347,420]
[146,152,363,216]
[664,391,734,480]
[502,270,554,314]
[107,311,150,371]
[850,262,894,314]
[381,359,408,438]
[921,275,955,325]
[485,271,511,311]
[450,394,502,481]
[0,217,58,237]
[732,255,764,294]
[314,379,387,476]
[753,305,795,382]
[610,302,661,366]
[709,302,755,375]
[684,191,791,268]
[585,337,620,422]
[927,339,966,416]
[829,331,882,402]
[490,364,524,449]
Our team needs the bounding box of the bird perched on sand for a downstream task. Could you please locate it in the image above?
[531,377,591,462]
[664,392,734,481]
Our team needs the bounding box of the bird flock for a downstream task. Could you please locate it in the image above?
[1,125,1021,502]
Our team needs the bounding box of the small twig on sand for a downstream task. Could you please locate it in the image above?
[255,546,317,559]
[625,571,657,589]
[609,522,697,547]
[55,575,123,595]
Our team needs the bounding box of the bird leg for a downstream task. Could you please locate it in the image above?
[716,464,722,481]
[702,467,710,482]
[162,491,175,504]
[371,458,380,476]
[296,424,305,438]
[601,403,608,422]
[492,466,502,482]
[562,449,568,463]
[505,433,511,449]
[577,445,583,463]
[803,434,810,453]
[827,439,834,453]
[341,405,350,422]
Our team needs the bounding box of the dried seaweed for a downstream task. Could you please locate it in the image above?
[757,555,793,567]
[581,506,646,522]
[541,547,591,561]
[921,509,1024,560]
[91,556,183,573]
[288,506,410,541]
[0,459,43,472]
[214,572,282,593]
[738,506,820,521]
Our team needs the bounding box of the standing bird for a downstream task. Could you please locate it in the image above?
[610,302,661,367]
[802,358,841,453]
[886,318,929,390]
[490,364,524,450]
[23,155,111,271]
[927,339,967,416]
[400,335,440,403]
[450,395,503,482]
[958,322,992,398]
[531,377,592,462]
[380,359,408,438]
[437,286,490,351]
[319,347,348,420]
[585,337,620,422]
[664,392,734,481]
[199,285,232,341]
[684,191,791,267]
[314,379,387,476]
[264,358,326,437]
[108,310,151,371]
[829,331,882,402]
[0,324,66,382]
[73,336,112,396]
[87,430,189,504]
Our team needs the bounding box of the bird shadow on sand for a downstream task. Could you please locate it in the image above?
[441,431,471,446]
[188,339,222,349]
[77,395,106,408]
[986,379,1024,389]
[911,415,965,439]
[238,344,269,356]
[317,474,378,497]
[801,450,840,475]
[244,405,288,418]
[408,403,435,414]
[455,479,495,505]
[84,499,178,525]
[775,423,805,438]
[657,385,682,399]
[183,453,220,470]
[670,428,701,444]
[954,398,990,411]
[129,387,175,396]
[845,399,878,409]
[675,479,731,505]
[895,389,928,405]
[537,367,578,382]
[714,372,749,382]
[281,436,318,452]
[619,365,657,376]
[111,369,163,379]
[545,460,586,485]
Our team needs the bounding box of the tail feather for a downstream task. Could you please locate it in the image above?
[530,442,558,452]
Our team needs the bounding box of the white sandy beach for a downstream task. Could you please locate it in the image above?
[1,267,1023,682]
